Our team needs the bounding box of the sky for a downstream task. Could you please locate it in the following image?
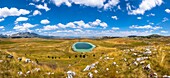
[0,0,170,37]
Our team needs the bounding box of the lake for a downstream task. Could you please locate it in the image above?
[72,42,95,52]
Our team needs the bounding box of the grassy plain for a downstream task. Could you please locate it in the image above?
[0,38,170,78]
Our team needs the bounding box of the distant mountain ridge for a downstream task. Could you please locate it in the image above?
[128,34,164,38]
[0,32,56,39]
[0,32,167,39]
[0,34,8,38]
[10,32,40,38]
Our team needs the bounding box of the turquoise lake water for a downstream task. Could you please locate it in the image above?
[72,42,95,52]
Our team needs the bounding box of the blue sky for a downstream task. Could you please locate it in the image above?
[0,0,170,37]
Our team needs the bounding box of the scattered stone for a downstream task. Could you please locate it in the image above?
[130,49,135,51]
[116,71,119,74]
[26,71,31,74]
[51,72,54,74]
[18,71,23,75]
[46,72,51,75]
[83,62,99,71]
[46,72,54,75]
[7,55,13,58]
[0,60,3,63]
[18,57,22,61]
[163,75,170,78]
[128,67,131,70]
[99,57,102,60]
[83,65,91,71]
[90,64,95,69]
[25,58,31,63]
[150,72,157,78]
[123,58,127,62]
[104,57,114,60]
[88,72,93,78]
[112,62,116,65]
[34,68,40,72]
[140,61,145,65]
[133,61,138,66]
[67,71,76,78]
[136,57,149,62]
[106,68,109,71]
[133,53,137,56]
[143,64,151,71]
[31,68,41,73]
[138,55,142,57]
[94,70,98,73]
[143,50,152,55]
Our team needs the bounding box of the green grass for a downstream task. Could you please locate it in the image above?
[0,41,16,44]
[0,38,170,78]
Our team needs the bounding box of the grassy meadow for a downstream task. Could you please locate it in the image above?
[0,38,170,78]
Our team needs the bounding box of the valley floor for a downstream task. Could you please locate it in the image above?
[0,38,170,78]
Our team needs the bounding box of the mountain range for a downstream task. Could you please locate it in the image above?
[0,32,167,39]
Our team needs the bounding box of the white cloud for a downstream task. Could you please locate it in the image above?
[13,23,37,31]
[57,22,76,28]
[137,17,142,19]
[149,22,154,25]
[161,30,168,33]
[65,22,76,28]
[35,3,50,11]
[56,30,74,33]
[146,13,155,17]
[43,25,58,30]
[40,19,50,24]
[36,19,108,32]
[162,17,169,22]
[15,17,28,23]
[40,19,107,29]
[100,22,108,28]
[165,9,170,13]
[74,29,82,32]
[117,5,121,10]
[57,23,65,28]
[45,30,153,37]
[52,0,72,7]
[130,25,162,30]
[112,27,119,30]
[0,18,4,22]
[128,0,163,15]
[0,26,5,30]
[90,19,101,26]
[126,3,132,11]
[74,20,91,28]
[111,16,118,20]
[74,20,85,27]
[89,19,108,28]
[29,3,35,6]
[104,0,120,10]
[51,0,119,9]
[0,7,30,18]
[72,0,105,8]
[33,0,40,2]
[33,10,42,16]
[42,0,45,2]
